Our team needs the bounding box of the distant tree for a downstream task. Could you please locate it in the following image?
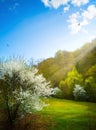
[52,87,64,98]
[84,76,96,102]
[59,67,83,99]
[76,46,96,73]
[83,65,96,102]
[0,58,55,124]
[73,85,87,101]
[85,64,96,78]
[59,80,71,98]
[67,67,83,85]
[55,50,74,66]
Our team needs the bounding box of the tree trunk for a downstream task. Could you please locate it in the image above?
[5,97,13,124]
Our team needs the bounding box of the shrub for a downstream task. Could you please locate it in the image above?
[0,58,55,124]
[73,84,87,101]
[52,87,64,98]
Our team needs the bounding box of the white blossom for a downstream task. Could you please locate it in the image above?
[73,84,87,101]
[0,58,55,118]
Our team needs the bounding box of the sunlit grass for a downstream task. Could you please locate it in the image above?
[40,98,96,130]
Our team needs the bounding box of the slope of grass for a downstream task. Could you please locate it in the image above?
[39,98,96,130]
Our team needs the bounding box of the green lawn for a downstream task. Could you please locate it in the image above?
[39,98,96,130]
[0,98,96,130]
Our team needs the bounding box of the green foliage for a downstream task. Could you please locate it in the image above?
[38,40,96,102]
[38,58,60,86]
[67,67,83,85]
[84,77,96,102]
[55,50,74,66]
[38,51,75,87]
[85,64,96,78]
[38,41,96,88]
[59,80,72,99]
[76,45,96,73]
[83,65,96,102]
[59,67,83,99]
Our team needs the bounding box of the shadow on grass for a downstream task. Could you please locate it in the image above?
[0,110,56,130]
[50,113,96,130]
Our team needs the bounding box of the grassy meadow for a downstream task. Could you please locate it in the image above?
[0,98,96,130]
[40,98,96,130]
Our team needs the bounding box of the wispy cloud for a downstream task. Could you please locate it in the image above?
[9,2,20,12]
[68,12,82,34]
[63,5,70,12]
[41,0,50,7]
[82,5,96,20]
[41,0,89,9]
[71,0,89,7]
[41,0,93,34]
[68,5,96,34]
[42,0,70,9]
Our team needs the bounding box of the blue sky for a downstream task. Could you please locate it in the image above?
[0,0,96,60]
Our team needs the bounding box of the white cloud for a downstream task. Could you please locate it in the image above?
[42,0,89,9]
[68,12,82,34]
[71,0,89,7]
[68,5,96,34]
[42,0,96,34]
[63,5,70,12]
[42,0,70,9]
[68,12,88,34]
[41,0,50,7]
[82,5,96,20]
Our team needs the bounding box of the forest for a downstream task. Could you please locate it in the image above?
[38,39,96,102]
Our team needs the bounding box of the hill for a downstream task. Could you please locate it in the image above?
[38,39,96,87]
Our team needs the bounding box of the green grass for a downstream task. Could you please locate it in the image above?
[0,98,96,130]
[39,98,96,130]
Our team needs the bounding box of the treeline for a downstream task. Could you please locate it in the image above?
[38,39,96,102]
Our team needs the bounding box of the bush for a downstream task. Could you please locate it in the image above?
[73,85,87,101]
[52,87,64,98]
[0,58,55,124]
